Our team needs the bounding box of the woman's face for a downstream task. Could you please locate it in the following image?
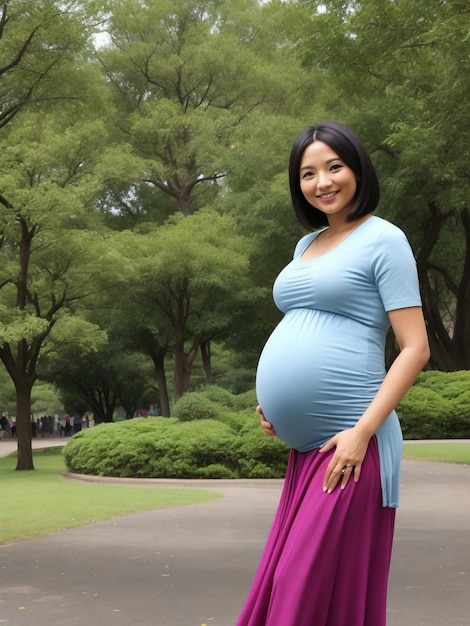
[299,140,357,222]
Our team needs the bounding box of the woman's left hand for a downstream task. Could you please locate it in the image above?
[319,427,371,494]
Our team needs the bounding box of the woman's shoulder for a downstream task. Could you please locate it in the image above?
[367,215,408,240]
[365,217,417,278]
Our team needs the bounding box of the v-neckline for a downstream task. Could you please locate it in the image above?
[299,216,374,263]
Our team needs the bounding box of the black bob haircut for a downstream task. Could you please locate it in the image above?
[288,121,380,230]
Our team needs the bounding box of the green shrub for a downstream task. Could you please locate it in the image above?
[416,370,470,399]
[215,408,254,433]
[398,371,470,439]
[397,387,449,439]
[194,464,238,479]
[64,411,287,480]
[64,417,263,479]
[172,393,219,422]
[172,386,257,432]
[233,388,257,410]
[64,375,470,481]
[176,385,257,415]
[63,419,179,476]
[194,385,243,410]
[235,418,289,477]
[447,389,470,437]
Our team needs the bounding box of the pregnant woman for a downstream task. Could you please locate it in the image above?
[236,121,430,626]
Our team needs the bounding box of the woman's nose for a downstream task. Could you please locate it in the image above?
[316,170,331,188]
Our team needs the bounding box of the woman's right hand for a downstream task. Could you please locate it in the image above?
[256,405,277,438]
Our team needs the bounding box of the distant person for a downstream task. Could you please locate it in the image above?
[0,414,8,440]
[73,414,82,434]
[236,121,430,626]
[64,414,72,437]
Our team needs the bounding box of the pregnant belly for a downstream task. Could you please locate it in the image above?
[255,309,385,451]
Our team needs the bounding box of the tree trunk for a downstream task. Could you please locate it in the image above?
[15,378,34,471]
[151,351,170,417]
[173,330,198,402]
[416,202,468,371]
[454,207,470,369]
[416,204,470,370]
[200,339,212,380]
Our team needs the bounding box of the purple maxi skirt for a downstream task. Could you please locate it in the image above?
[236,437,396,626]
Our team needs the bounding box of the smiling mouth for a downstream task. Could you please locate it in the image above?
[317,191,339,199]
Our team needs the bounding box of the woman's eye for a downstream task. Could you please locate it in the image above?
[302,171,314,179]
[330,163,342,172]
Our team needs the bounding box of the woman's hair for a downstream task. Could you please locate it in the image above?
[288,121,380,229]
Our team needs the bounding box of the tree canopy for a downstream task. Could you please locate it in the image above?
[298,0,470,369]
[1,0,469,470]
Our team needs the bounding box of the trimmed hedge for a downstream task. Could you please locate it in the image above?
[64,373,470,479]
[64,388,289,479]
[398,370,470,439]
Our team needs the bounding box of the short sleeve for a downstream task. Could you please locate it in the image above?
[371,225,422,311]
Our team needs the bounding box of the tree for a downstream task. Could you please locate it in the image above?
[87,0,308,401]
[90,0,313,397]
[297,0,470,370]
[0,0,104,128]
[113,210,254,403]
[0,109,107,469]
[97,0,303,217]
[44,300,173,418]
[0,0,112,469]
[43,341,154,422]
[108,311,172,417]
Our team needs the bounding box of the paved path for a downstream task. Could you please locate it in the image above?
[0,438,67,458]
[0,439,468,625]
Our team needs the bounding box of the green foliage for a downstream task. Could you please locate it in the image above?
[194,464,237,479]
[175,385,256,418]
[99,0,303,216]
[6,0,470,476]
[397,386,449,439]
[0,367,16,413]
[173,386,258,432]
[235,417,291,478]
[64,386,290,479]
[0,0,104,129]
[234,388,258,409]
[109,210,257,402]
[64,417,239,478]
[0,307,49,344]
[172,393,219,422]
[398,371,470,439]
[41,337,153,422]
[63,373,470,483]
[297,0,470,370]
[30,383,64,415]
[193,385,244,409]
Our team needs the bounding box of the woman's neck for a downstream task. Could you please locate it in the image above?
[324,214,371,238]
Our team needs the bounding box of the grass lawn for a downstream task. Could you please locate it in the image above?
[0,447,221,545]
[403,442,470,464]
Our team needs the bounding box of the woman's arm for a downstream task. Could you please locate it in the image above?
[321,305,430,493]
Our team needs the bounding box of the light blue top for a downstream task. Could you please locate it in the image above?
[255,216,422,507]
